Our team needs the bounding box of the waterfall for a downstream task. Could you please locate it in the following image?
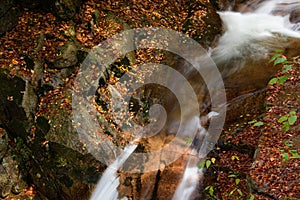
[173,0,300,199]
[212,1,300,77]
[89,1,300,200]
[90,144,138,200]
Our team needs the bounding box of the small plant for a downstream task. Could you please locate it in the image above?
[268,50,293,85]
[231,155,239,161]
[199,157,216,169]
[205,185,214,197]
[249,194,255,200]
[269,50,287,66]
[228,172,243,197]
[248,119,264,127]
[280,149,300,162]
[278,111,297,132]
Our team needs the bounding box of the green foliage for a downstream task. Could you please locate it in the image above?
[268,51,294,85]
[227,172,244,197]
[237,189,243,196]
[284,140,294,147]
[235,178,240,185]
[231,155,239,161]
[249,194,255,200]
[278,111,297,132]
[199,157,216,169]
[269,77,278,85]
[248,119,263,127]
[281,151,289,162]
[185,138,193,144]
[205,185,214,197]
[206,160,212,168]
[253,121,264,127]
[283,65,292,73]
[289,150,300,159]
[280,149,300,162]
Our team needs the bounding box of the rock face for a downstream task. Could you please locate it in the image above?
[0,0,225,199]
[51,0,82,20]
[290,10,300,23]
[53,42,79,69]
[0,0,82,36]
[0,70,27,139]
[0,69,104,199]
[0,0,21,36]
[0,129,8,160]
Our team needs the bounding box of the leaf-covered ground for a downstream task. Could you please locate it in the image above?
[205,58,300,199]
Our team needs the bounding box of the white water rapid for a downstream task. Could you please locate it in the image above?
[90,144,138,200]
[90,0,300,199]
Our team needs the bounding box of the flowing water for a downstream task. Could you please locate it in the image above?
[91,0,300,199]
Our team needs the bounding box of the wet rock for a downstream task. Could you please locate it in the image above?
[290,10,300,23]
[0,129,8,160]
[53,42,78,69]
[0,70,28,139]
[26,141,102,200]
[51,0,82,20]
[15,0,41,10]
[0,165,11,198]
[211,0,232,10]
[0,0,14,15]
[2,155,24,195]
[0,0,21,36]
[22,81,38,121]
[0,154,22,198]
[181,0,223,47]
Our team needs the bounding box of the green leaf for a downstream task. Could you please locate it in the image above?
[235,178,240,185]
[185,138,193,144]
[228,174,237,178]
[289,150,300,158]
[274,57,287,66]
[249,194,255,200]
[284,141,293,147]
[253,121,264,127]
[268,77,278,85]
[209,186,214,196]
[199,160,205,169]
[288,116,297,125]
[231,155,239,161]
[278,75,289,85]
[248,120,257,124]
[206,160,212,168]
[282,152,289,162]
[269,53,282,63]
[289,111,296,115]
[282,122,290,132]
[278,116,288,123]
[237,189,243,196]
[283,65,292,73]
[275,49,283,53]
[229,188,236,196]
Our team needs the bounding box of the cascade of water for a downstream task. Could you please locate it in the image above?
[173,1,300,199]
[90,144,138,200]
[90,1,300,200]
[212,7,300,77]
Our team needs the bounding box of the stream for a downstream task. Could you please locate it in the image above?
[89,0,300,199]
